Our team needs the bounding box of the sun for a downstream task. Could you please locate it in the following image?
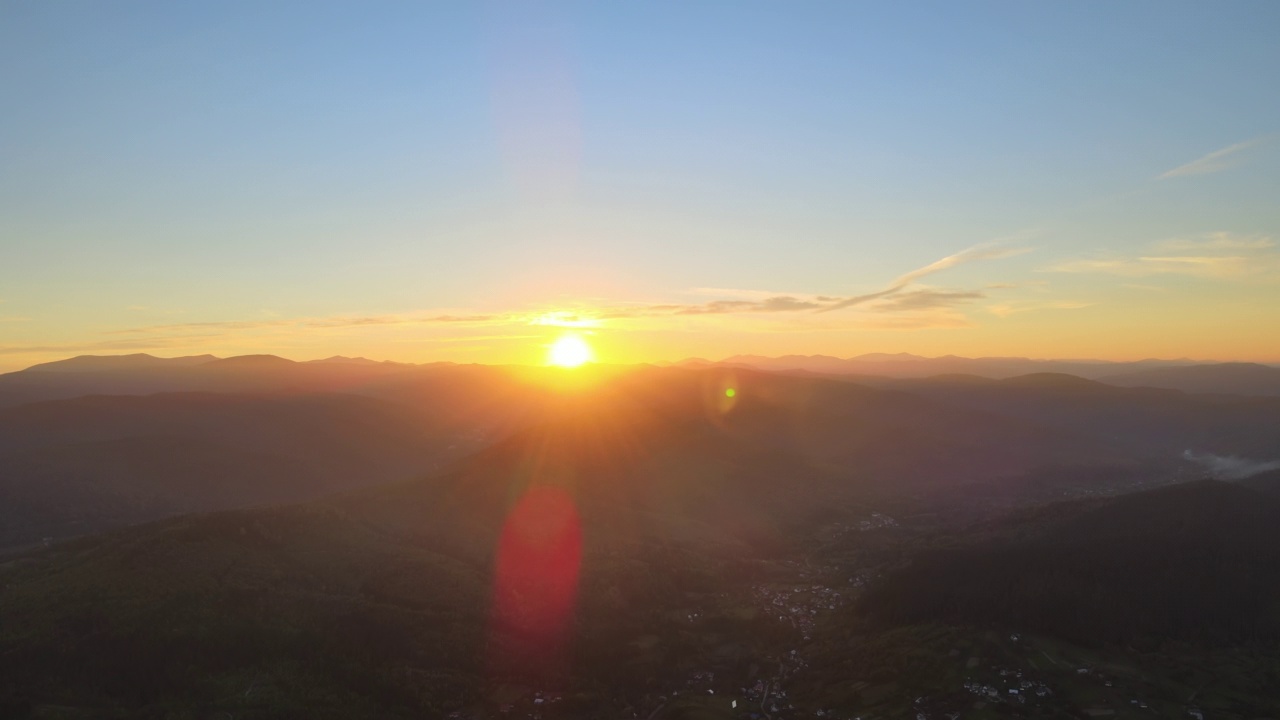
[548,334,593,368]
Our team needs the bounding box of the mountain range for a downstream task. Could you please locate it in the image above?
[678,353,1280,396]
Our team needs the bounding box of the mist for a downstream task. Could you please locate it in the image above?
[1183,450,1280,480]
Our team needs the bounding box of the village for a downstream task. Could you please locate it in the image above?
[438,507,1214,720]
[751,579,847,641]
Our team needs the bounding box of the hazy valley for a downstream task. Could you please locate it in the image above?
[2,354,1280,719]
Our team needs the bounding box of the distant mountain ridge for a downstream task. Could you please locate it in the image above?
[23,353,219,373]
[1098,361,1280,396]
[683,353,1280,396]
[709,352,1198,379]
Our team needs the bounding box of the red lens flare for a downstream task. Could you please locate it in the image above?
[488,484,583,677]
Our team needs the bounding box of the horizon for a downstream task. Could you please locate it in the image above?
[6,348,1278,377]
[3,2,1279,370]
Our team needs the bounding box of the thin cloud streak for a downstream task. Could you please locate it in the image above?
[527,244,1025,321]
[1159,139,1259,179]
[816,243,1029,313]
[869,290,984,313]
[1047,232,1278,279]
[1049,256,1254,278]
[1154,232,1274,251]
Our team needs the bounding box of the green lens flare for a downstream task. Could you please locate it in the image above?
[725,388,736,398]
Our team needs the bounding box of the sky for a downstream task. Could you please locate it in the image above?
[2,0,1279,371]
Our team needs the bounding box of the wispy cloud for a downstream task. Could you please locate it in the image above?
[521,244,1025,323]
[816,243,1029,313]
[675,296,824,315]
[1049,256,1255,279]
[1047,232,1277,279]
[587,296,825,319]
[869,289,985,313]
[524,311,602,328]
[1159,139,1260,179]
[1153,231,1274,252]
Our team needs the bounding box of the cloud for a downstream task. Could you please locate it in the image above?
[514,243,1025,325]
[525,312,600,328]
[1159,139,1259,179]
[1184,450,1280,480]
[1048,255,1255,278]
[869,290,985,313]
[674,300,757,315]
[1154,232,1274,252]
[816,243,1029,313]
[676,296,823,314]
[590,295,827,318]
[1047,232,1278,279]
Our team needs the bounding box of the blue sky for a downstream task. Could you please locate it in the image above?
[2,1,1278,368]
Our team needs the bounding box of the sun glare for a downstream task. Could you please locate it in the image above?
[548,335,593,368]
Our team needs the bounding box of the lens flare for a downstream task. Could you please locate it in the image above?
[489,485,582,677]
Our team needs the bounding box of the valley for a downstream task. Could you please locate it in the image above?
[2,356,1279,719]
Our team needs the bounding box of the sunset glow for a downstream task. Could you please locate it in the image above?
[0,4,1277,370]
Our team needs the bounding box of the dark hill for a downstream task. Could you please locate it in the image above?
[1240,467,1280,496]
[858,480,1280,646]
[1098,361,1280,396]
[4,367,1280,717]
[884,372,1280,459]
[0,392,495,547]
[0,355,542,411]
[336,365,1123,555]
[0,436,319,546]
